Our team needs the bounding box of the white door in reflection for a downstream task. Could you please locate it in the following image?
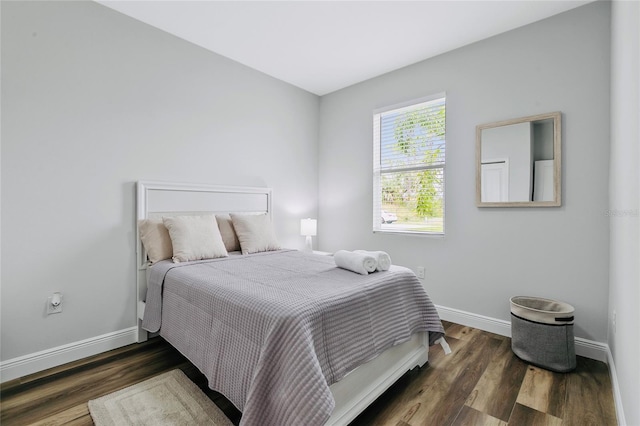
[481,161,509,202]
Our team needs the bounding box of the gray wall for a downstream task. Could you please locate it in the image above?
[318,2,611,342]
[1,1,319,361]
[609,1,639,424]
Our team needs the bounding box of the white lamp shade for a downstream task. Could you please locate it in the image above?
[300,218,317,236]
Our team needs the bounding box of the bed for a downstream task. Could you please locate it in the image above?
[135,181,444,426]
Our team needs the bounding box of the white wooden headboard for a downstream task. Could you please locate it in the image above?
[135,181,273,342]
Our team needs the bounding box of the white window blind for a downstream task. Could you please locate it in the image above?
[373,95,446,234]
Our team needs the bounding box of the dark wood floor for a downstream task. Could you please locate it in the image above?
[0,321,617,425]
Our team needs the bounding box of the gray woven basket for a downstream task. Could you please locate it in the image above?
[510,296,576,372]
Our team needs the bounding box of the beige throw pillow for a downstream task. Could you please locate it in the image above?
[215,214,241,252]
[230,213,281,255]
[162,215,228,263]
[138,218,173,264]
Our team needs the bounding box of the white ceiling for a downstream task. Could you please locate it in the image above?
[97,1,593,95]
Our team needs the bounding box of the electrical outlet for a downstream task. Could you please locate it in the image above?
[416,266,425,279]
[46,293,63,315]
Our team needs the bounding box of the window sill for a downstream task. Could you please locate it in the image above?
[373,230,445,237]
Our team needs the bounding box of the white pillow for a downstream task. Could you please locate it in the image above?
[215,214,241,252]
[138,218,173,264]
[162,215,228,263]
[230,213,281,255]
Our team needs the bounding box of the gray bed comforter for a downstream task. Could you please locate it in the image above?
[142,249,444,426]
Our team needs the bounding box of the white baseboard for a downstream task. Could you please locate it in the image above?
[0,327,138,383]
[437,304,512,337]
[606,345,627,426]
[435,305,608,362]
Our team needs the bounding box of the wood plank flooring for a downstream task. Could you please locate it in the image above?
[0,321,617,425]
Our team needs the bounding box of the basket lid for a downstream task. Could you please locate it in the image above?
[510,296,574,325]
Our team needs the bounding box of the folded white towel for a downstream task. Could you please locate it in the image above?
[334,250,377,275]
[354,250,392,271]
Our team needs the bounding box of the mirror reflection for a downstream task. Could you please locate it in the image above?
[476,112,561,207]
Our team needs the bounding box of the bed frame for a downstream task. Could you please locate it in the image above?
[135,180,430,425]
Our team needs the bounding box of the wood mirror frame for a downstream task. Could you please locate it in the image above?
[476,111,561,207]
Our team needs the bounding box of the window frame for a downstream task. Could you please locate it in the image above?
[372,93,446,236]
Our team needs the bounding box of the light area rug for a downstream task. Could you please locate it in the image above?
[88,369,233,426]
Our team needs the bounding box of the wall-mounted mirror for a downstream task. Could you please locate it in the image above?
[476,111,561,207]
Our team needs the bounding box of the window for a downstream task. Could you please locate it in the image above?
[373,95,446,234]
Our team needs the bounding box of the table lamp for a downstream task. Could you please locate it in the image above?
[300,218,317,252]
